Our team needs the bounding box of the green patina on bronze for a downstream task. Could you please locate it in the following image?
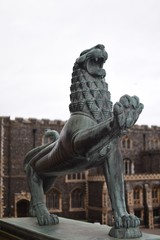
[24,44,144,239]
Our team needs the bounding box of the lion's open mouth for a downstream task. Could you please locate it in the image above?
[92,57,105,68]
[86,57,106,78]
[76,44,108,79]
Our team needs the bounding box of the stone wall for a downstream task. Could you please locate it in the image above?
[0,117,65,217]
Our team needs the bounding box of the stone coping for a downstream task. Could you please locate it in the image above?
[0,217,159,240]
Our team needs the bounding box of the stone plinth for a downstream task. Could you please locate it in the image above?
[0,217,159,240]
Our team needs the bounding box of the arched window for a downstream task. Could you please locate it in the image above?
[123,158,134,174]
[121,136,132,149]
[71,188,84,209]
[46,188,61,211]
[133,187,142,205]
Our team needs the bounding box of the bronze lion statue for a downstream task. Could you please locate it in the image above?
[24,44,143,238]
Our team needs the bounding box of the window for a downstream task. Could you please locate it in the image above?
[121,136,132,149]
[148,139,160,150]
[152,186,160,204]
[123,158,134,174]
[46,189,61,211]
[153,208,160,224]
[71,188,84,209]
[133,187,142,205]
[66,171,86,181]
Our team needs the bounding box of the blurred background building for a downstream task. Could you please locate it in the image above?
[0,116,160,229]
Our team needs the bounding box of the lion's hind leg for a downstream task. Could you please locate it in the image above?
[26,164,59,225]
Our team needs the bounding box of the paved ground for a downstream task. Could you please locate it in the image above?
[141,228,160,236]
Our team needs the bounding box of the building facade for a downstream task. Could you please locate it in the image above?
[0,117,160,228]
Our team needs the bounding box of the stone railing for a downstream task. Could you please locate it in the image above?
[124,174,160,181]
[88,174,160,182]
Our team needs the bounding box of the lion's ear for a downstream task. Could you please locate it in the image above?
[80,48,90,56]
[80,44,105,56]
[76,55,86,65]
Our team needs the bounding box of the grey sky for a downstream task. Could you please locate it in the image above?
[0,0,160,126]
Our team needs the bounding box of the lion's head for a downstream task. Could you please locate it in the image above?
[69,44,113,123]
[76,44,108,79]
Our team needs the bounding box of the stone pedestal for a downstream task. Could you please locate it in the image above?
[0,217,159,240]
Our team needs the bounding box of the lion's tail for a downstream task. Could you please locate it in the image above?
[24,130,59,171]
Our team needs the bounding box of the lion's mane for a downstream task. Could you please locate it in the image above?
[69,62,113,123]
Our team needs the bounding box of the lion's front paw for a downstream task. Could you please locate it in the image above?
[115,214,140,229]
[113,94,144,130]
[110,214,142,238]
[38,213,59,226]
[34,203,59,226]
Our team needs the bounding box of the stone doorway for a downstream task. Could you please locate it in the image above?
[16,199,29,217]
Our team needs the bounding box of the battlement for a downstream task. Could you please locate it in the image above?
[132,124,160,130]
[0,116,66,127]
[0,116,159,129]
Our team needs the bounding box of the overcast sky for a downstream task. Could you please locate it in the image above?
[0,0,160,126]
